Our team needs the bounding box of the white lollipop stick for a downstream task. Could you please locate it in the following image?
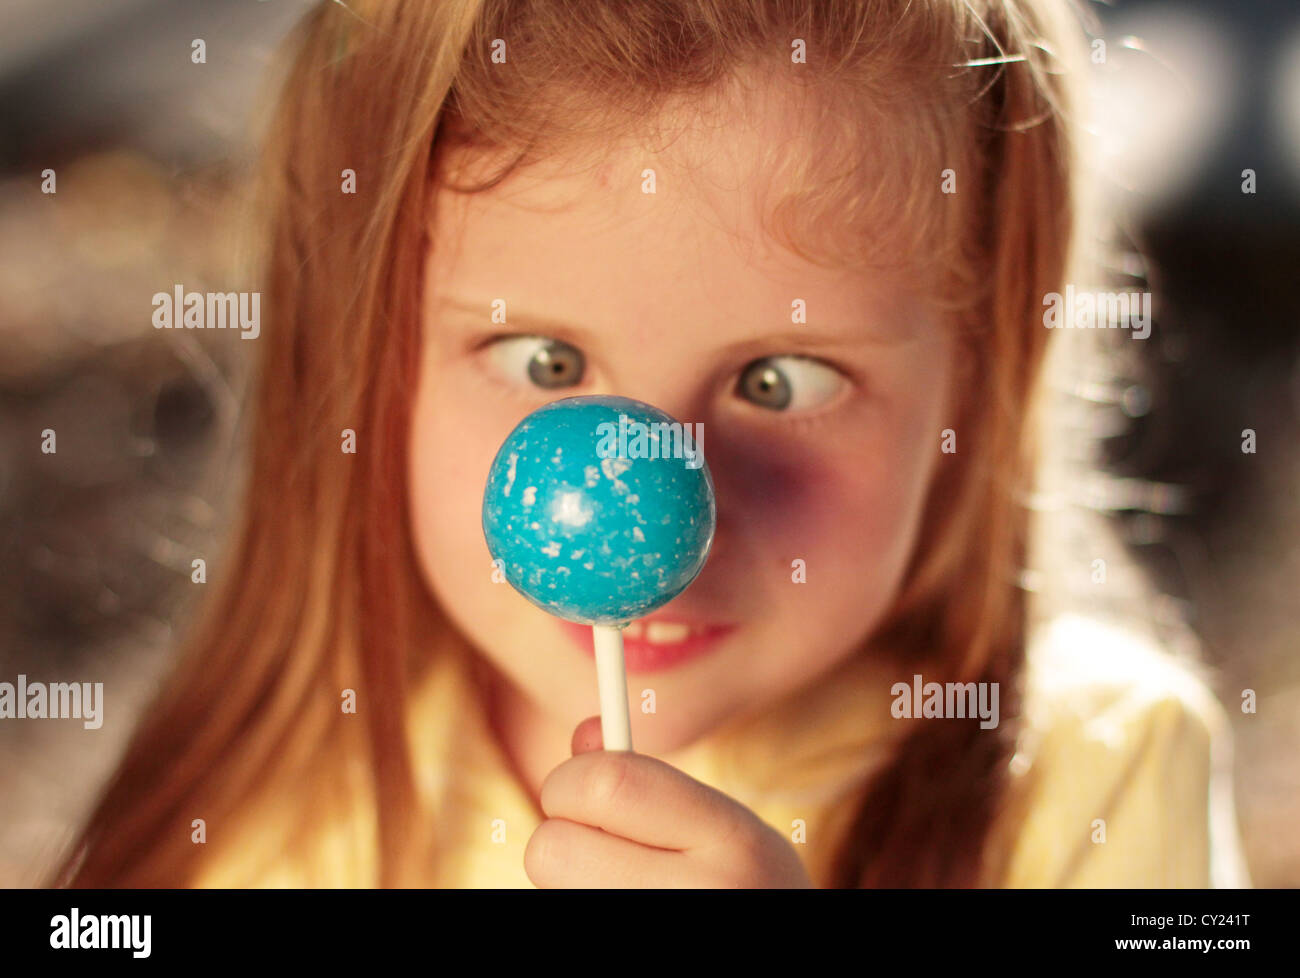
[591,624,633,751]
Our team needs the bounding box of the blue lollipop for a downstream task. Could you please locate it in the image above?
[482,395,715,750]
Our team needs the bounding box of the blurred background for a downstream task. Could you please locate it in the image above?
[1,0,1297,887]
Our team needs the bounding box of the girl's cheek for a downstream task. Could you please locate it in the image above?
[708,435,828,542]
[699,417,933,617]
[409,373,511,588]
[709,426,902,547]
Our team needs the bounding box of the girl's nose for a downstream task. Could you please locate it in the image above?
[609,381,710,435]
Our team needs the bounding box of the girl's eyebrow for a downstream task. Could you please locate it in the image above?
[434,295,916,349]
[719,327,916,354]
[435,295,590,342]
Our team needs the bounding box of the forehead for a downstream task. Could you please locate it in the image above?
[428,81,934,345]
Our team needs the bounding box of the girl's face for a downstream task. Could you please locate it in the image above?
[409,105,955,754]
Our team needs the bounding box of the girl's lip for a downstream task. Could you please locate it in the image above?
[557,619,737,673]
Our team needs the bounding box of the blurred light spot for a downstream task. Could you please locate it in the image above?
[1121,383,1151,418]
[1018,567,1045,592]
[1075,474,1191,514]
[1089,11,1240,212]
[1275,21,1300,190]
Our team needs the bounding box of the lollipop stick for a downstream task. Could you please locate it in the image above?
[591,624,633,751]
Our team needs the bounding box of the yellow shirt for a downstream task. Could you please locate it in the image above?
[192,613,1250,888]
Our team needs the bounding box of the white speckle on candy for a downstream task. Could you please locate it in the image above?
[550,491,593,527]
[600,457,631,479]
[502,452,518,497]
[522,486,537,506]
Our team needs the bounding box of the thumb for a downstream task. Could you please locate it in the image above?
[571,715,604,756]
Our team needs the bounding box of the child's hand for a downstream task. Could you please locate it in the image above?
[523,716,814,888]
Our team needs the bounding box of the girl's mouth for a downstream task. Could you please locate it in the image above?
[557,618,737,673]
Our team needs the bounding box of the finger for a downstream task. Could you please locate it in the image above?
[525,817,712,888]
[538,750,756,853]
[570,716,603,756]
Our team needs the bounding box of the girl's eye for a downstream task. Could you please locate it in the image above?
[734,356,847,412]
[486,335,586,389]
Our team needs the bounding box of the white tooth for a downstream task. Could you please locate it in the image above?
[645,621,690,645]
[623,621,644,639]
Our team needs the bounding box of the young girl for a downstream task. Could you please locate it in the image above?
[53,0,1249,888]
